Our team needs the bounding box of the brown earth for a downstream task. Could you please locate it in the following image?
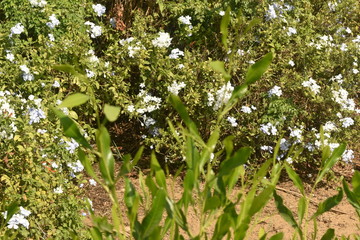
[84,160,360,239]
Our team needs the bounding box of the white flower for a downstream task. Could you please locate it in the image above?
[119,37,134,45]
[266,5,277,20]
[54,186,63,194]
[48,33,55,42]
[340,43,348,51]
[353,69,359,74]
[86,69,95,78]
[29,0,47,7]
[261,145,273,153]
[37,129,47,134]
[65,139,79,154]
[209,82,234,111]
[52,80,60,88]
[280,138,291,151]
[340,117,354,128]
[268,85,282,97]
[51,162,59,169]
[168,81,186,95]
[10,23,24,36]
[260,122,278,135]
[342,149,354,163]
[92,4,106,17]
[152,32,172,48]
[28,107,46,124]
[287,27,297,36]
[323,121,337,132]
[241,106,252,114]
[6,52,15,62]
[178,15,192,25]
[46,14,60,29]
[67,160,84,173]
[178,64,184,69]
[169,48,184,59]
[89,179,97,186]
[288,60,295,66]
[289,127,303,141]
[227,116,238,127]
[19,207,31,217]
[302,78,320,95]
[219,11,225,16]
[127,105,135,113]
[84,21,102,38]
[110,17,116,28]
[286,157,293,164]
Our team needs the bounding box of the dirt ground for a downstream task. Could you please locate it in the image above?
[85,160,360,239]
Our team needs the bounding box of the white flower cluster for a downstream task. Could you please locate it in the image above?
[167,81,186,95]
[67,160,84,173]
[268,85,282,97]
[87,50,99,63]
[92,4,106,17]
[261,145,273,153]
[120,38,145,58]
[330,74,343,84]
[29,0,47,7]
[135,87,162,114]
[20,65,34,81]
[10,23,24,37]
[342,149,354,163]
[65,139,79,154]
[266,3,294,20]
[328,1,338,11]
[289,126,303,143]
[340,117,354,128]
[287,27,297,36]
[309,35,335,50]
[169,48,184,59]
[241,105,256,114]
[3,207,31,229]
[302,78,321,95]
[152,32,172,48]
[54,186,63,194]
[84,21,102,38]
[260,122,278,135]
[332,87,356,111]
[207,82,234,111]
[323,121,337,132]
[227,116,238,127]
[178,15,191,25]
[46,14,60,29]
[0,91,16,118]
[28,107,46,124]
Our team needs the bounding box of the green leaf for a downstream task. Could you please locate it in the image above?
[125,178,140,228]
[220,7,231,49]
[78,149,96,179]
[96,125,115,185]
[273,191,299,229]
[204,195,221,212]
[269,232,284,240]
[53,64,77,74]
[219,147,252,176]
[320,228,335,240]
[343,179,360,218]
[297,196,306,225]
[248,185,275,216]
[352,171,360,198]
[104,104,120,122]
[315,143,346,187]
[212,213,232,240]
[5,201,19,222]
[151,152,167,190]
[209,61,231,80]
[131,146,144,168]
[165,198,188,231]
[311,188,343,219]
[199,128,220,169]
[141,189,166,238]
[89,227,102,240]
[285,164,305,196]
[58,93,89,108]
[223,135,235,159]
[52,108,91,149]
[245,52,273,84]
[244,18,261,34]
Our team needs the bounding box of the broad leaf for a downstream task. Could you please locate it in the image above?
[104,104,120,122]
[58,93,89,108]
[245,52,273,84]
[273,191,299,229]
[220,7,231,49]
[311,188,343,219]
[269,232,284,240]
[320,228,335,240]
[209,61,231,80]
[285,164,305,196]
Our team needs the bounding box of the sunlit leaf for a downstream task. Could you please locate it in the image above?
[104,104,120,122]
[58,93,89,108]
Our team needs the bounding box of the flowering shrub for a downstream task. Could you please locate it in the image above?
[0,0,359,237]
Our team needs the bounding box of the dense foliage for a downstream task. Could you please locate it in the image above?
[0,0,359,239]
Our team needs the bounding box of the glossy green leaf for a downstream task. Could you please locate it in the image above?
[52,108,91,149]
[141,189,166,238]
[320,228,335,240]
[352,171,360,198]
[104,104,120,122]
[131,146,144,168]
[212,213,231,240]
[220,7,231,49]
[209,61,231,80]
[269,232,284,240]
[58,93,89,108]
[249,185,275,216]
[219,147,252,176]
[311,188,343,219]
[245,52,273,84]
[315,143,346,187]
[285,164,305,196]
[273,191,299,229]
